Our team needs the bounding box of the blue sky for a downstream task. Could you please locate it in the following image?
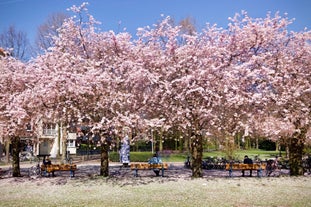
[1,0,310,44]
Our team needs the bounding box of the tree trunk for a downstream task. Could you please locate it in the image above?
[289,125,306,176]
[0,142,3,159]
[190,134,203,178]
[236,133,240,150]
[100,142,110,177]
[286,145,289,159]
[183,135,189,153]
[289,137,304,176]
[61,123,67,163]
[5,140,10,163]
[11,136,21,177]
[159,130,163,152]
[57,122,61,157]
[276,142,279,152]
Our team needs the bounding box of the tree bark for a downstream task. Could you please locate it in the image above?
[11,136,21,177]
[57,122,61,157]
[289,125,306,176]
[100,142,110,177]
[5,140,10,164]
[289,136,304,176]
[190,134,203,178]
[61,124,67,163]
[286,145,289,159]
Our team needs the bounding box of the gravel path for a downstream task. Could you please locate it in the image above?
[0,160,294,187]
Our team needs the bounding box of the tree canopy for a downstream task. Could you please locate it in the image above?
[1,4,310,177]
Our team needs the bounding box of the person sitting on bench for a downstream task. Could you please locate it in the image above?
[242,155,253,177]
[43,156,52,166]
[148,153,162,176]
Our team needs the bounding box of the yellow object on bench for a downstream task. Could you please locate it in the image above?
[41,164,77,177]
[225,163,266,177]
[130,163,168,177]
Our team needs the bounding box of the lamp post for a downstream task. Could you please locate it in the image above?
[151,129,154,154]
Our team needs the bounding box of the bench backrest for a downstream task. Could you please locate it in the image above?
[41,164,77,172]
[130,163,168,170]
[225,163,266,170]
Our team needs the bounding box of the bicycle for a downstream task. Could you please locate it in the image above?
[63,151,73,164]
[20,151,35,162]
[28,154,50,178]
[303,156,311,174]
[28,157,41,178]
[266,158,280,176]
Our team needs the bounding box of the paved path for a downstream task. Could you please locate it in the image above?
[0,160,291,179]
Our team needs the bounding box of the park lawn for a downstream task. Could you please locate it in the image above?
[0,176,310,207]
[109,149,282,163]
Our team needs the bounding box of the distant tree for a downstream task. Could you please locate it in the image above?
[179,16,196,35]
[0,48,7,57]
[0,25,28,60]
[35,12,68,52]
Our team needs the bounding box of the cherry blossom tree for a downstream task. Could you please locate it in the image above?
[28,3,139,176]
[221,12,311,175]
[0,54,38,176]
[131,17,214,177]
[3,2,310,178]
[132,12,311,177]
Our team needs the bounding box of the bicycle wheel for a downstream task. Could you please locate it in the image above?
[265,165,272,176]
[63,158,73,164]
[28,165,41,177]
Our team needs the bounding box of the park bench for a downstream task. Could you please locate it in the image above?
[225,163,266,177]
[130,163,169,177]
[41,164,77,177]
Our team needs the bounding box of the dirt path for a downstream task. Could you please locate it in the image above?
[0,160,293,187]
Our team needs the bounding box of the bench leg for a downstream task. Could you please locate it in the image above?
[70,170,75,177]
[161,167,164,177]
[257,169,262,177]
[134,169,138,177]
[229,169,232,177]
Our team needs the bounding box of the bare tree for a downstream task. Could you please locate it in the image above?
[35,12,68,52]
[179,16,196,35]
[0,25,28,60]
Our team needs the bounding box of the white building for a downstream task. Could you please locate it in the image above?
[35,122,77,158]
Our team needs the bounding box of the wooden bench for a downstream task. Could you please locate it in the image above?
[130,163,169,177]
[225,163,266,177]
[41,164,77,177]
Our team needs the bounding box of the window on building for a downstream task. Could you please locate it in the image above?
[67,140,75,148]
[42,123,57,136]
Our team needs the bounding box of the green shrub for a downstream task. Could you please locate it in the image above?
[259,140,276,151]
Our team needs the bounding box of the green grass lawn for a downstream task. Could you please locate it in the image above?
[110,149,282,162]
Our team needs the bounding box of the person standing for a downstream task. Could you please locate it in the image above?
[119,136,130,166]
